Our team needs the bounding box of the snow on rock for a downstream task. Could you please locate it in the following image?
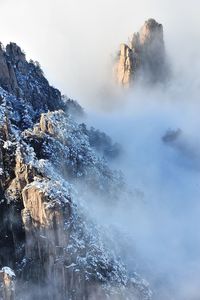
[0,167,3,175]
[1,267,16,278]
[0,41,152,300]
[0,267,16,300]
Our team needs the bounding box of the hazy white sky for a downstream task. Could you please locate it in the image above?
[0,0,200,102]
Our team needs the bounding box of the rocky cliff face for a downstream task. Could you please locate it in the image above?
[115,19,169,87]
[0,42,151,299]
[0,43,63,114]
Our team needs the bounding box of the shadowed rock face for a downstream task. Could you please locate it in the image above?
[115,19,169,87]
[0,42,151,299]
[0,42,63,113]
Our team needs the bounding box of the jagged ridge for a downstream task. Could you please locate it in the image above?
[0,42,151,300]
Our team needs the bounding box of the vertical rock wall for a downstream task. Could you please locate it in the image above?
[115,19,169,87]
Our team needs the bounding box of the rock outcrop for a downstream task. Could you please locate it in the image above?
[0,42,63,116]
[0,42,151,299]
[0,267,16,300]
[115,18,169,87]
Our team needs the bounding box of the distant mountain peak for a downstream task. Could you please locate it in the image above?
[115,18,169,87]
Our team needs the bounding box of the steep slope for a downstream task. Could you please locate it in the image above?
[0,44,151,299]
[115,19,169,87]
[0,42,63,113]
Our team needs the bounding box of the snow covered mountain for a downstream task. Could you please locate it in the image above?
[0,42,151,299]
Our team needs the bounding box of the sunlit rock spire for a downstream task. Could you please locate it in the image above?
[115,19,169,87]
